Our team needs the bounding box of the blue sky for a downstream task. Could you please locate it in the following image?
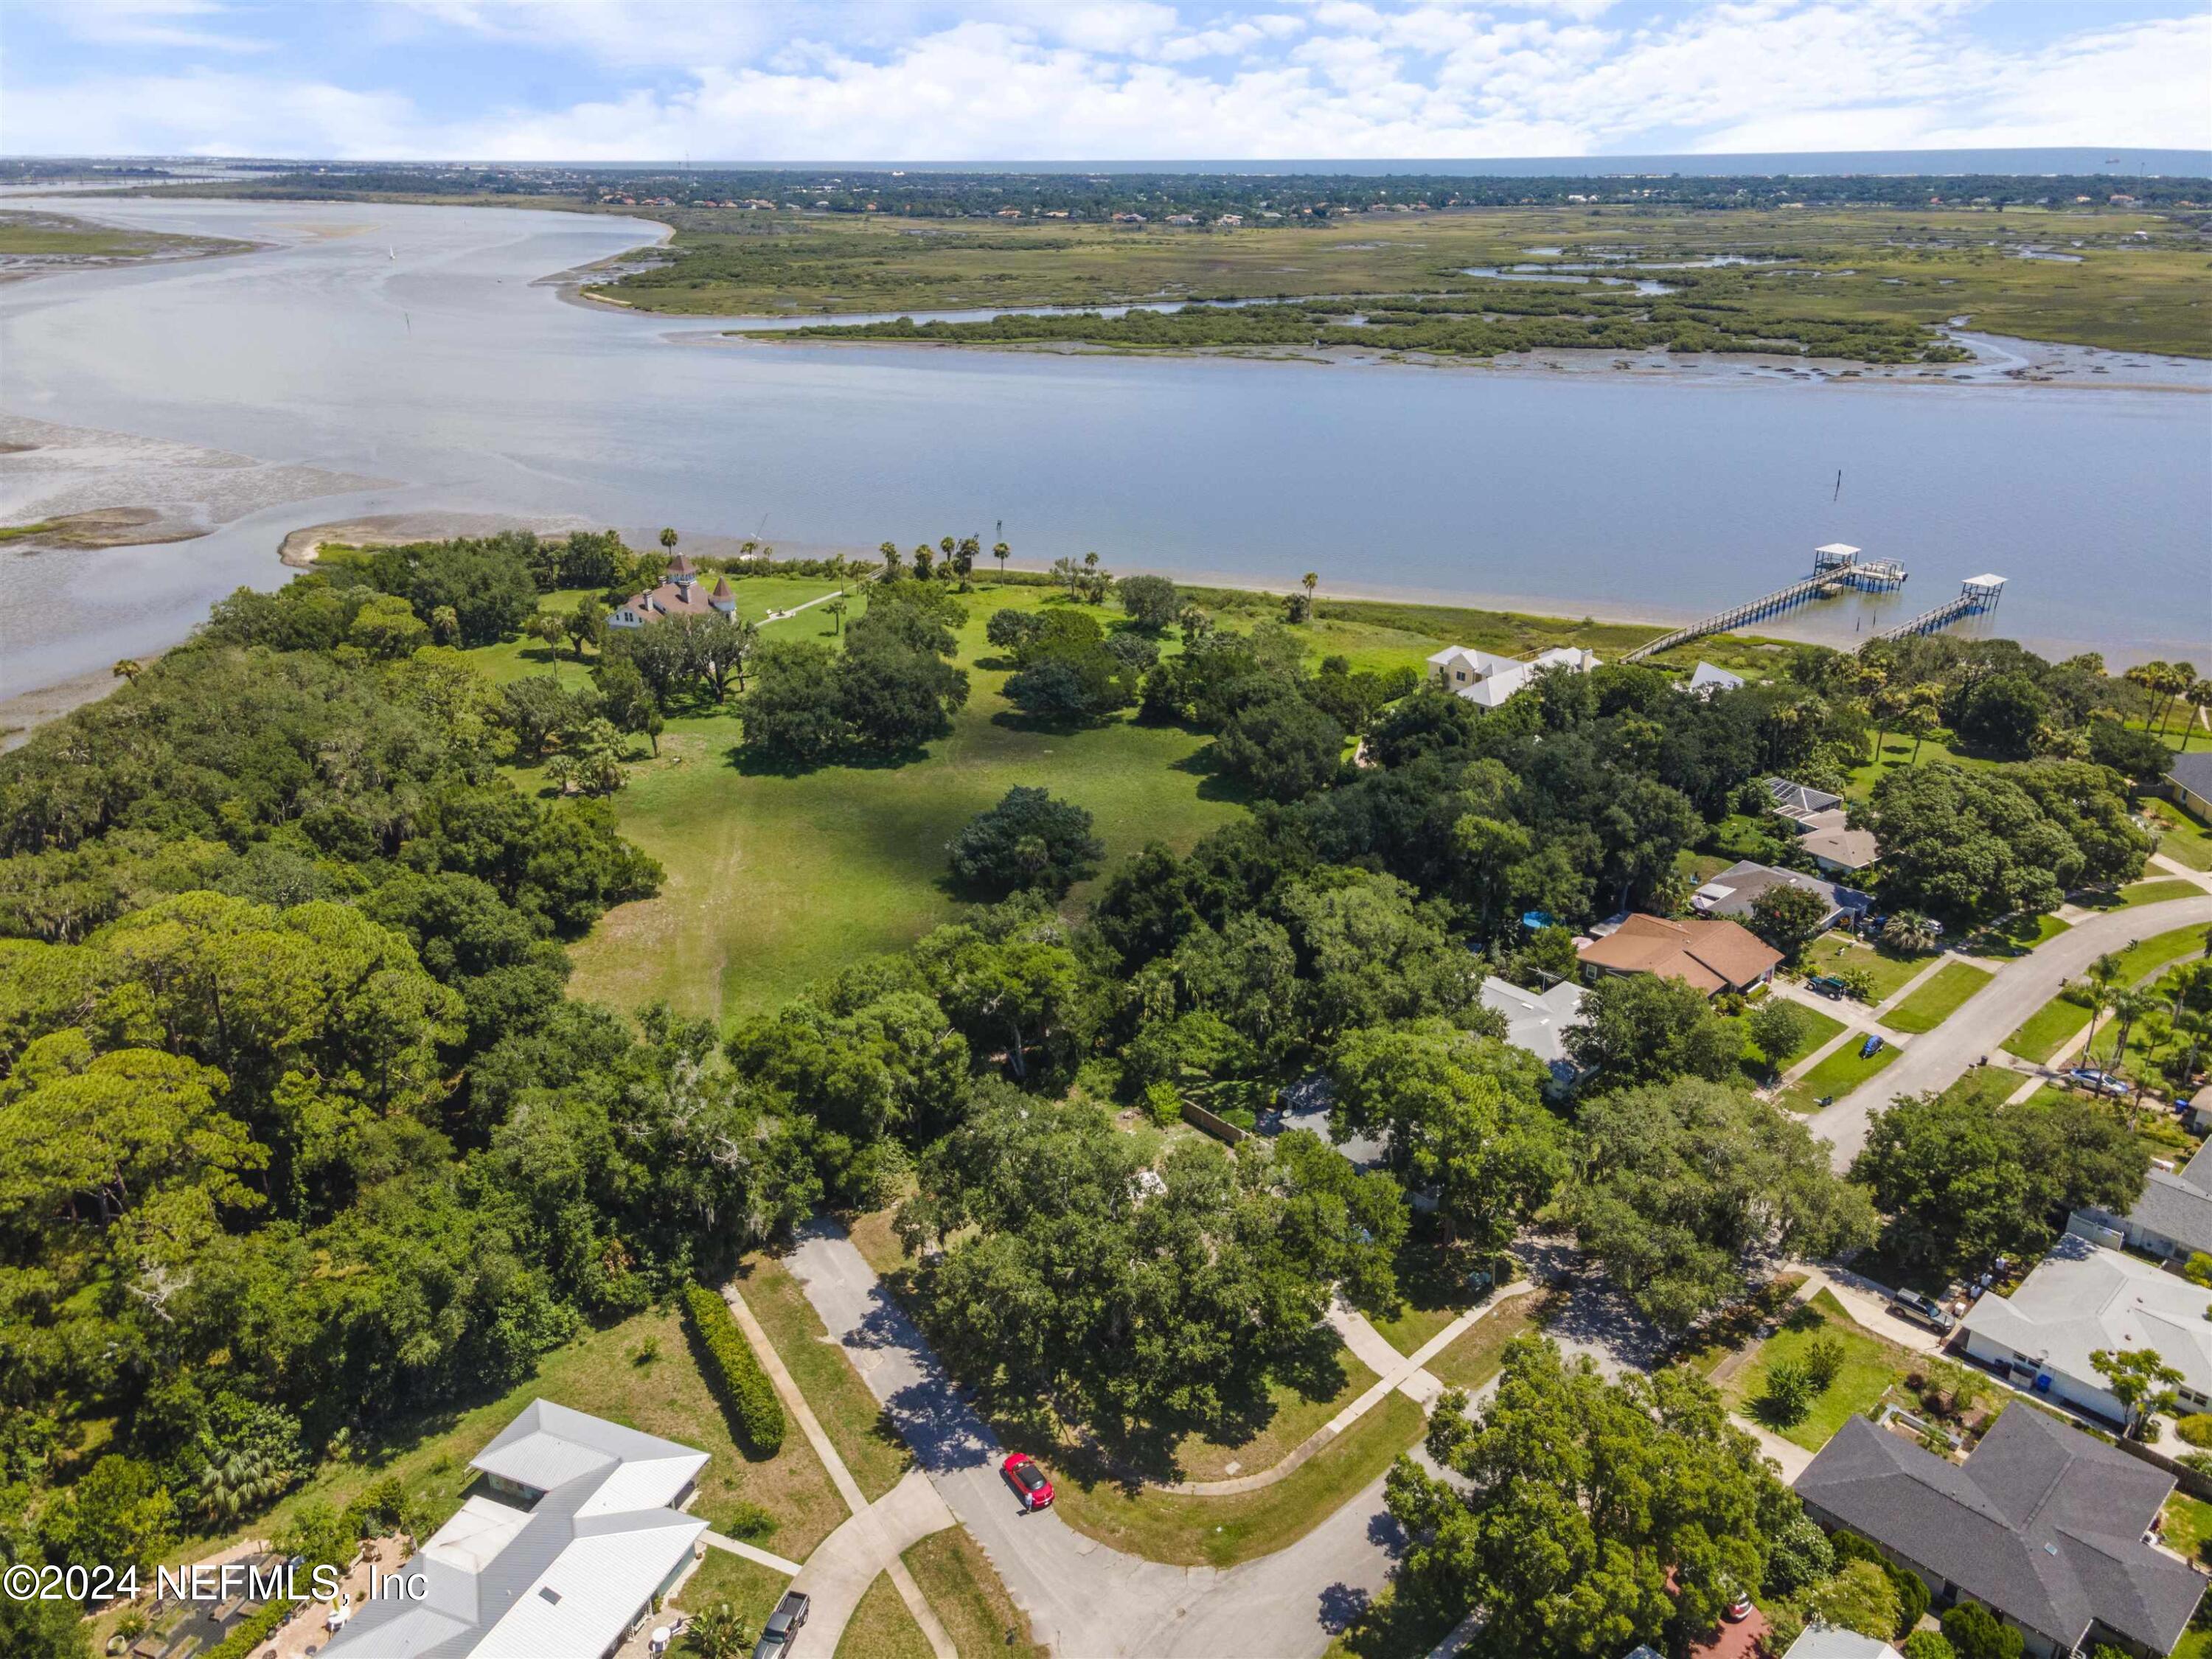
[5,1,2208,161]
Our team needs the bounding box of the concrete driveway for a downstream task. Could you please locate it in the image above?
[1806,894,2212,1169]
[782,1220,1408,1658]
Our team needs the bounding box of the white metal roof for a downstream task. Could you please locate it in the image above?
[1961,1240,2212,1399]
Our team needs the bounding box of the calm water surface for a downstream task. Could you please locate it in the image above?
[2,198,2207,695]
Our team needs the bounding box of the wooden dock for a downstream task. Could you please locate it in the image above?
[1622,543,1912,664]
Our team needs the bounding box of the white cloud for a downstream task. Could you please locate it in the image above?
[4,0,2206,159]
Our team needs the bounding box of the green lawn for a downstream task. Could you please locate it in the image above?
[737,1252,913,1503]
[2163,1493,2212,1571]
[905,1528,1045,1657]
[1747,1004,1846,1070]
[2006,922,2212,1065]
[1778,1032,1902,1112]
[1368,1301,1462,1359]
[835,1571,934,1659]
[1164,1344,1377,1482]
[2146,799,2212,873]
[1722,1290,1916,1453]
[1048,1391,1426,1568]
[1880,961,1994,1035]
[673,1547,794,1638]
[558,582,1251,1023]
[1800,936,1935,1004]
[218,1302,849,1569]
[1961,910,2070,960]
[2006,995,2097,1065]
[2116,878,2205,910]
[1427,1294,1545,1391]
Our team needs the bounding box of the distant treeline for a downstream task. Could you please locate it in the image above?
[150,163,2210,218]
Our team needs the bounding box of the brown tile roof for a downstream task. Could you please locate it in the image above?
[665,552,697,578]
[710,576,732,598]
[620,580,719,619]
[1576,913,1781,995]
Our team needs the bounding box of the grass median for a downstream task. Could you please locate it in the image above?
[738,1251,914,1502]
[1048,1390,1426,1569]
[1880,961,1994,1034]
[905,1528,1046,1657]
[835,1571,935,1659]
[1778,1032,1902,1112]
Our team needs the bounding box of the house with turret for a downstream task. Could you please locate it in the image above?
[608,553,737,628]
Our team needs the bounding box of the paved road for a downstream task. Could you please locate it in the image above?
[1807,895,2212,1169]
[782,1220,1408,1658]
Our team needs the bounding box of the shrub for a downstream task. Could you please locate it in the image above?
[681,1284,786,1456]
[1141,1082,1183,1127]
[1940,1601,2024,1659]
[1901,1632,1959,1659]
[203,1599,292,1659]
[2185,1253,2212,1289]
[2177,1413,2212,1449]
[1804,1333,1848,1392]
[722,1499,777,1543]
[1759,1357,1818,1427]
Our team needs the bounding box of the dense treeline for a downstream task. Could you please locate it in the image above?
[0,524,2179,1649]
[793,278,1970,364]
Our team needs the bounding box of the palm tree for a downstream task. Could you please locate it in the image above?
[880,541,902,578]
[2107,986,2157,1072]
[912,542,935,580]
[1869,686,1907,766]
[826,595,848,636]
[1302,571,1319,609]
[682,1600,754,1659]
[2081,950,2125,1059]
[659,526,679,555]
[1900,703,1938,763]
[111,658,143,682]
[993,540,1011,580]
[2182,679,2212,752]
[2126,660,2174,735]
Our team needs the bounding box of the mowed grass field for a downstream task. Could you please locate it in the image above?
[561,581,1251,1022]
[547,574,1708,1024]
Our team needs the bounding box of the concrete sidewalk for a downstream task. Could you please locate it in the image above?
[721,1281,956,1658]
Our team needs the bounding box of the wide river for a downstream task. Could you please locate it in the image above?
[3,198,2208,695]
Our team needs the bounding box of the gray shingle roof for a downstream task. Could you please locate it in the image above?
[1797,1408,2202,1653]
[2168,752,2212,802]
[2129,1164,2212,1259]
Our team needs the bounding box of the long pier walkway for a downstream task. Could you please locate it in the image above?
[1870,574,2008,642]
[1622,543,1907,664]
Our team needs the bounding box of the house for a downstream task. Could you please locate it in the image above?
[608,554,737,628]
[1957,1235,2212,1425]
[1576,913,1782,997]
[1690,860,1871,932]
[324,1399,709,1659]
[2072,1135,2212,1264]
[1764,777,1879,874]
[1425,644,1599,710]
[1781,1634,1900,1659]
[2167,752,2212,820]
[1795,1405,2204,1659]
[1685,661,1745,698]
[2191,1082,2212,1136]
[1479,975,1589,1093]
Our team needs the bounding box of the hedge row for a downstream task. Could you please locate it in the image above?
[202,1599,292,1659]
[683,1284,786,1455]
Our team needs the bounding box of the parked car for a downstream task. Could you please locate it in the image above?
[754,1590,810,1659]
[1002,1452,1054,1511]
[2066,1067,2132,1099]
[1889,1288,1955,1333]
[1724,1592,1755,1623]
[1807,975,1848,999]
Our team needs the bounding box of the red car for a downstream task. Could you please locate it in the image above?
[1002,1453,1054,1511]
